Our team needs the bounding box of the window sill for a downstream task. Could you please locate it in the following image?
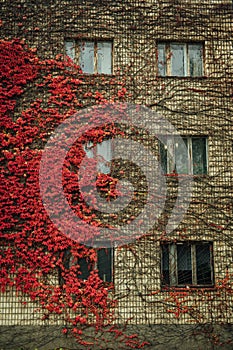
[163,173,208,178]
[161,285,216,292]
[79,72,115,77]
[157,76,207,79]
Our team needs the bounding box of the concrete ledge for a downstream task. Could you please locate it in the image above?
[0,324,233,350]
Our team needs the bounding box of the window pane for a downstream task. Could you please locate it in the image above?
[97,139,112,174]
[158,43,166,76]
[84,141,94,158]
[59,249,71,285]
[196,244,212,285]
[192,138,207,175]
[161,245,170,285]
[170,44,185,76]
[97,248,112,282]
[79,41,94,74]
[167,137,175,173]
[97,42,112,74]
[177,244,192,285]
[189,44,203,77]
[65,40,75,61]
[174,137,189,174]
[159,140,167,173]
[78,257,91,280]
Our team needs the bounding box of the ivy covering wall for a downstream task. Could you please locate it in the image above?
[0,1,233,349]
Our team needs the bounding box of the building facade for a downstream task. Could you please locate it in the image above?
[0,0,233,349]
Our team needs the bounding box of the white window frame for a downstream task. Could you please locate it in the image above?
[157,42,204,77]
[161,242,214,288]
[65,39,113,74]
[159,136,208,175]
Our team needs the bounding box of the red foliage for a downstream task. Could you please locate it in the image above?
[0,39,145,348]
[96,173,121,201]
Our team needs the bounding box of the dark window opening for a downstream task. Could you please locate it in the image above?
[161,242,214,288]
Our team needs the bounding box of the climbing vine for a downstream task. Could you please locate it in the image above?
[0,39,148,349]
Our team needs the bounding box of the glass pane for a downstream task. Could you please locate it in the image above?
[158,43,166,76]
[174,137,189,174]
[65,40,75,61]
[177,244,192,285]
[78,258,91,280]
[192,138,207,175]
[167,137,175,173]
[97,248,112,282]
[97,139,112,174]
[159,140,167,173]
[162,245,170,286]
[170,44,185,76]
[97,42,112,74]
[189,44,203,77]
[196,244,212,285]
[63,249,71,269]
[79,41,94,74]
[84,141,94,158]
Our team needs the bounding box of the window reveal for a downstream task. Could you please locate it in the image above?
[65,39,112,74]
[158,42,203,77]
[159,136,207,175]
[161,242,214,287]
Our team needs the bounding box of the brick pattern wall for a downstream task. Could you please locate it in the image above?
[0,0,232,329]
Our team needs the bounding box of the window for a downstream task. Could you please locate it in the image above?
[159,136,207,175]
[96,248,113,282]
[161,242,214,288]
[158,42,203,77]
[84,139,112,174]
[65,39,112,74]
[61,248,113,283]
[79,248,113,282]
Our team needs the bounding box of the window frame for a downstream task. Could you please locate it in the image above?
[161,241,214,289]
[159,136,208,175]
[83,139,113,174]
[96,247,114,283]
[65,38,113,75]
[157,41,204,77]
[59,246,114,285]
